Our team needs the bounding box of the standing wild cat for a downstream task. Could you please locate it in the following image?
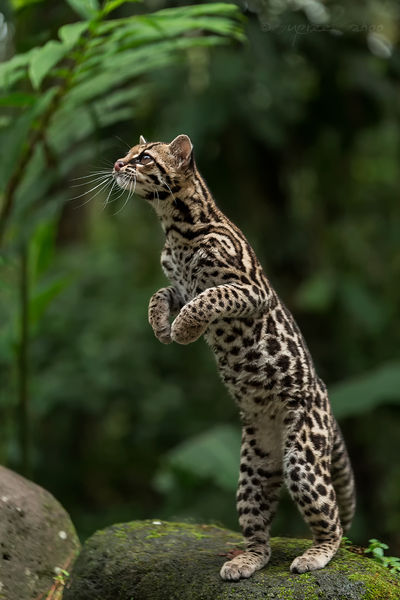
[112,134,356,580]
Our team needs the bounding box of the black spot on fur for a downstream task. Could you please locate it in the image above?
[267,338,281,355]
[277,355,290,372]
[305,447,315,465]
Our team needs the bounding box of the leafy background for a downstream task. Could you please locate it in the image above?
[0,0,399,554]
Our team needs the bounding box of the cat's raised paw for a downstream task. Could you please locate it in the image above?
[155,331,172,344]
[170,315,207,344]
[153,325,172,344]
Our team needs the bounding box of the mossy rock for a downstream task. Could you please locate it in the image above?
[64,520,400,600]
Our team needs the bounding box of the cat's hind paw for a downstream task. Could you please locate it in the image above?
[290,553,329,574]
[220,553,268,581]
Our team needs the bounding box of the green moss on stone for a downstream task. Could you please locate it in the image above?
[140,520,212,540]
[64,520,400,600]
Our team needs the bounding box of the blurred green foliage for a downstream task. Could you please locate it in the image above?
[0,0,399,556]
[364,538,400,573]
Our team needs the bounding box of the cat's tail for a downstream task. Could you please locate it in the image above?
[331,419,356,533]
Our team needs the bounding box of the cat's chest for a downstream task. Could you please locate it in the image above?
[160,243,208,302]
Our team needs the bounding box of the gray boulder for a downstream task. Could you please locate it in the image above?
[0,465,80,600]
[64,519,400,600]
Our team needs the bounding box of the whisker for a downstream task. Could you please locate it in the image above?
[97,161,114,170]
[86,161,113,170]
[107,173,133,203]
[112,175,136,216]
[77,179,114,208]
[126,179,134,204]
[126,178,133,198]
[73,179,113,209]
[71,174,112,188]
[107,183,127,205]
[103,180,117,208]
[70,177,112,201]
[115,135,132,151]
[113,189,130,216]
[71,170,112,181]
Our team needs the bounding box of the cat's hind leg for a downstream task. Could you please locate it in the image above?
[283,409,342,574]
[220,423,283,581]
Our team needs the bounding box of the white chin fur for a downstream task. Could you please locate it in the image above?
[114,174,132,190]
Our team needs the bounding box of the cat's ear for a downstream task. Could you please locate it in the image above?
[169,134,193,169]
[139,135,147,145]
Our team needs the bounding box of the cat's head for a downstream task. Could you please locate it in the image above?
[113,134,194,200]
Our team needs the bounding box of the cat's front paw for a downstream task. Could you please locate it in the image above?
[171,311,208,345]
[148,305,172,344]
[152,324,172,344]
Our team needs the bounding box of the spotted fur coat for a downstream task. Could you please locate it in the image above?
[113,134,356,580]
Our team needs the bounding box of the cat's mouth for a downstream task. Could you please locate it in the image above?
[113,171,135,190]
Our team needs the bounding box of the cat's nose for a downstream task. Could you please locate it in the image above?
[114,160,125,172]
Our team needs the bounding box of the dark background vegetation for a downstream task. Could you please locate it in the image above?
[1,0,399,554]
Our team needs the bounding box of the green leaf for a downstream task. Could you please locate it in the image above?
[160,425,241,492]
[49,85,147,151]
[29,23,88,91]
[13,190,69,246]
[65,0,99,19]
[68,36,229,107]
[92,6,244,51]
[10,0,46,9]
[1,0,244,244]
[0,89,55,194]
[29,40,68,89]
[101,0,141,17]
[156,3,244,20]
[28,219,57,284]
[93,84,151,115]
[330,362,400,418]
[0,48,37,90]
[12,144,54,220]
[30,277,70,330]
[59,21,87,47]
[0,92,37,107]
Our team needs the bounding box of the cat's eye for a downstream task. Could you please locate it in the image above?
[139,154,153,165]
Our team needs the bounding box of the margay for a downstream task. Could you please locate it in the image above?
[112,134,356,580]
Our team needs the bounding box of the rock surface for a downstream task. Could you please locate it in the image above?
[0,465,80,600]
[64,519,400,600]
